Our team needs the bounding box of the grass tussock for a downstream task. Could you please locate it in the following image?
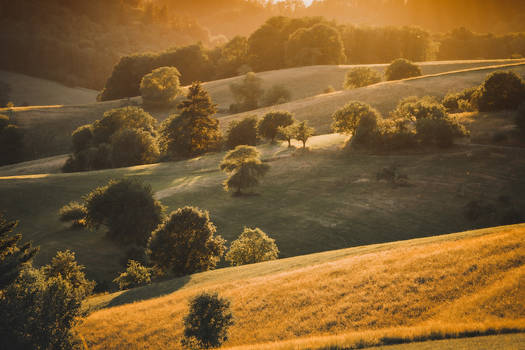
[76,226,525,349]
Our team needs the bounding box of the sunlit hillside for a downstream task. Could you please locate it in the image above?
[76,224,524,349]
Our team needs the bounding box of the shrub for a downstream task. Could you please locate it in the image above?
[229,72,264,112]
[140,66,182,108]
[442,87,477,113]
[159,82,221,159]
[220,145,270,195]
[343,67,381,89]
[474,71,525,112]
[110,128,160,167]
[147,206,225,276]
[181,292,234,349]
[113,260,151,290]
[376,165,409,186]
[385,58,422,81]
[225,116,259,149]
[257,111,295,142]
[261,84,292,106]
[71,124,93,153]
[332,101,381,137]
[58,201,87,229]
[225,227,279,266]
[84,178,164,246]
[294,121,315,149]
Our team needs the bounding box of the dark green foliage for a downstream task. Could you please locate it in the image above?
[277,124,295,147]
[516,102,525,136]
[474,71,525,112]
[140,66,182,108]
[0,267,84,350]
[64,106,159,172]
[113,260,151,290]
[226,116,259,149]
[0,214,38,290]
[349,111,381,149]
[84,179,164,246]
[0,114,25,166]
[442,87,477,113]
[262,84,292,106]
[225,227,279,266]
[257,111,295,142]
[147,207,226,276]
[220,145,270,195]
[181,292,234,349]
[343,67,381,89]
[58,201,87,229]
[42,250,95,298]
[229,72,264,112]
[294,121,315,149]
[384,58,422,81]
[159,82,221,159]
[331,101,380,137]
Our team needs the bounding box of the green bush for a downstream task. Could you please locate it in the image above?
[181,292,234,349]
[140,66,182,108]
[147,206,225,276]
[220,145,269,195]
[257,111,295,142]
[442,87,477,113]
[58,201,87,229]
[225,227,279,266]
[474,71,525,111]
[385,58,422,81]
[229,72,264,112]
[84,179,165,246]
[113,260,151,290]
[110,128,160,168]
[225,116,259,149]
[343,67,381,89]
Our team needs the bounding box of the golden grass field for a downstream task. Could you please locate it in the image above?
[3,60,524,160]
[75,224,525,349]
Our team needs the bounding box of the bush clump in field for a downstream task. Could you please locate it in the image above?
[225,116,259,149]
[257,110,295,143]
[63,106,159,172]
[181,292,234,349]
[376,165,409,187]
[442,87,477,113]
[113,260,151,290]
[220,145,269,195]
[84,178,165,246]
[262,84,292,106]
[147,206,225,276]
[474,71,525,112]
[226,227,279,266]
[58,201,87,229]
[385,58,421,81]
[140,66,183,108]
[159,82,221,159]
[343,67,381,89]
[0,114,25,166]
[332,101,382,149]
[229,72,264,113]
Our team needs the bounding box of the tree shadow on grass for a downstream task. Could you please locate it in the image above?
[106,274,191,308]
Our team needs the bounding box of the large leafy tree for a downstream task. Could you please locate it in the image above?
[225,116,259,149]
[331,101,380,136]
[384,58,422,81]
[0,214,38,290]
[159,82,221,159]
[140,66,182,108]
[257,111,295,142]
[147,206,226,276]
[225,227,279,266]
[220,145,269,195]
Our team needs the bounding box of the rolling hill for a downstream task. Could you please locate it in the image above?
[3,60,525,160]
[76,224,525,349]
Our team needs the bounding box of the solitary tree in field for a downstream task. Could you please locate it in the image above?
[225,227,279,266]
[343,67,381,89]
[181,292,234,349]
[257,111,295,143]
[140,66,182,108]
[220,145,269,195]
[147,206,225,276]
[332,101,380,136]
[159,82,221,159]
[225,116,259,149]
[385,58,421,81]
[229,72,264,112]
[294,121,315,149]
[474,71,525,111]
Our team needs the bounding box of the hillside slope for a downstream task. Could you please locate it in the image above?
[3,60,524,160]
[77,224,525,349]
[0,70,97,106]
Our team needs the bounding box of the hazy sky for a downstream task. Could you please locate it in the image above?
[274,0,314,6]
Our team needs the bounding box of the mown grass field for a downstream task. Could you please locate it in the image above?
[0,133,524,283]
[3,60,524,160]
[76,224,525,349]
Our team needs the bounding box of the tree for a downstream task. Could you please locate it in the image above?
[385,58,422,81]
[58,201,87,229]
[0,214,38,290]
[257,111,295,142]
[84,179,164,246]
[159,82,221,159]
[225,116,259,149]
[277,124,295,147]
[110,128,160,168]
[262,84,292,106]
[294,121,314,149]
[113,260,151,290]
[229,72,264,112]
[331,101,380,136]
[181,292,234,349]
[42,250,95,298]
[474,71,525,112]
[225,227,279,266]
[140,66,182,108]
[220,145,270,195]
[343,67,381,89]
[147,207,225,276]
